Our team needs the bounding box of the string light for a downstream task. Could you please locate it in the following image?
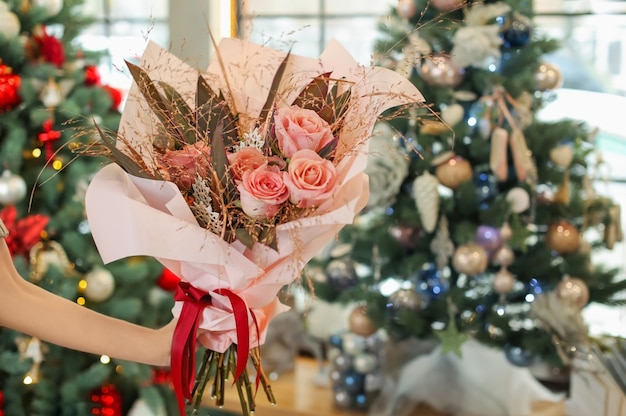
[23,375,34,385]
[78,279,87,290]
[52,159,63,170]
[76,296,86,305]
[100,355,111,364]
[32,148,42,158]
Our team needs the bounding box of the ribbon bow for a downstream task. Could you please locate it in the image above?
[170,281,254,415]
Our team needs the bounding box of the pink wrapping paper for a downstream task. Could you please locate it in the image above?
[85,38,424,353]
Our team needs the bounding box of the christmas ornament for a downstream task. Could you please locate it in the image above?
[0,170,27,205]
[553,170,571,205]
[499,222,513,241]
[549,144,574,168]
[420,120,449,135]
[506,187,531,213]
[329,327,384,411]
[474,171,498,208]
[396,0,417,19]
[535,62,562,91]
[475,225,503,254]
[34,27,65,67]
[434,153,473,189]
[493,268,516,294]
[556,275,589,309]
[504,344,535,367]
[102,85,123,110]
[418,53,465,88]
[38,119,62,160]
[40,78,63,107]
[84,64,101,86]
[431,0,464,11]
[0,2,20,38]
[387,288,423,311]
[415,263,449,299]
[492,245,514,268]
[349,305,378,337]
[490,127,509,181]
[510,128,536,183]
[545,220,580,254]
[452,243,488,276]
[29,240,75,281]
[16,336,47,384]
[440,103,464,127]
[501,12,532,48]
[388,224,422,251]
[0,205,49,258]
[604,204,623,249]
[412,171,440,233]
[90,384,122,416]
[83,267,116,302]
[326,258,358,290]
[32,0,63,17]
[430,215,454,270]
[0,63,21,111]
[157,267,180,291]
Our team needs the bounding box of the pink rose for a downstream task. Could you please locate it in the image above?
[228,147,266,181]
[284,149,338,208]
[238,164,289,219]
[274,105,335,158]
[158,141,211,191]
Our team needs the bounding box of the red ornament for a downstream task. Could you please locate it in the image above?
[102,85,122,110]
[84,65,101,86]
[90,384,122,416]
[0,205,49,258]
[0,64,21,112]
[34,27,65,67]
[38,119,62,161]
[157,268,181,292]
[152,368,172,385]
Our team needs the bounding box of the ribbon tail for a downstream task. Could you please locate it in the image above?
[171,303,197,416]
[215,289,250,382]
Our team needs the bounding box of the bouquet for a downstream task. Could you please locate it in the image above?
[83,38,423,415]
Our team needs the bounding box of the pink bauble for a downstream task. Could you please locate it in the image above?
[419,53,465,88]
[452,243,488,276]
[431,0,465,11]
[397,0,417,19]
[493,269,516,294]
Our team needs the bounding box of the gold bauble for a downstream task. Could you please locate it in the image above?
[348,305,378,337]
[545,220,580,254]
[493,268,516,294]
[434,154,473,189]
[535,63,563,91]
[419,53,465,88]
[556,276,589,309]
[452,242,488,276]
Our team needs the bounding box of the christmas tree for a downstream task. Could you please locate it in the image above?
[0,0,176,414]
[312,0,626,370]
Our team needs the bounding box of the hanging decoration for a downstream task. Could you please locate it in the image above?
[38,119,62,161]
[412,171,440,233]
[0,170,27,205]
[0,206,49,258]
[0,63,21,112]
[15,336,47,385]
[29,239,77,281]
[0,2,20,38]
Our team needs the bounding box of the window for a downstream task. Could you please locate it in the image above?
[76,0,169,89]
[240,0,397,65]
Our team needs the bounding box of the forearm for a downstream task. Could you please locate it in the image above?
[0,240,172,367]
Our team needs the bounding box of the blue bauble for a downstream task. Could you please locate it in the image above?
[329,334,344,350]
[528,277,544,295]
[343,370,366,394]
[501,14,532,48]
[415,263,449,300]
[474,172,498,209]
[504,344,536,367]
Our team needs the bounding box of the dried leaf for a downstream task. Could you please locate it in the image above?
[210,121,237,205]
[126,61,188,145]
[93,123,155,179]
[196,76,238,146]
[259,51,291,124]
[292,73,331,112]
[235,228,256,250]
[158,81,196,145]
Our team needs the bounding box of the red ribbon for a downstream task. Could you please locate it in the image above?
[170,281,254,416]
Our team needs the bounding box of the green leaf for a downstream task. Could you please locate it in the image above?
[259,225,278,251]
[235,228,256,249]
[292,72,331,112]
[158,81,196,145]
